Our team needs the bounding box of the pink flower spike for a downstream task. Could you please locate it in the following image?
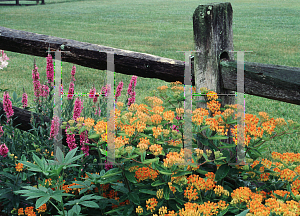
[66,126,77,151]
[22,88,28,108]
[49,116,60,141]
[115,81,123,102]
[3,92,14,123]
[0,126,3,138]
[71,65,76,82]
[67,81,75,100]
[0,143,9,157]
[93,94,99,103]
[80,130,89,156]
[89,86,96,98]
[41,84,50,98]
[73,97,83,121]
[46,54,54,86]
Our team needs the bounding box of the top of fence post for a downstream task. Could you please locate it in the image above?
[193,2,236,161]
[193,2,235,110]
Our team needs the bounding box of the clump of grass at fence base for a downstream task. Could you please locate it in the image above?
[1,65,300,215]
[0,0,299,164]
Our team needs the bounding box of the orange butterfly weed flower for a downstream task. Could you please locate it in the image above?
[146,198,158,212]
[15,163,23,172]
[149,144,163,156]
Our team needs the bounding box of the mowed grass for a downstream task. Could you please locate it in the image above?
[0,0,299,162]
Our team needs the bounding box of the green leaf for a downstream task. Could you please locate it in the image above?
[139,189,157,195]
[128,192,140,205]
[78,125,86,135]
[215,164,230,182]
[202,153,209,161]
[142,157,159,164]
[172,171,192,178]
[80,201,99,208]
[207,135,229,140]
[218,144,236,149]
[151,180,167,187]
[124,171,137,183]
[163,184,170,200]
[235,209,250,216]
[32,153,44,170]
[71,204,81,215]
[88,133,101,140]
[159,170,173,175]
[51,195,62,203]
[195,169,208,175]
[111,183,129,194]
[36,195,50,209]
[55,146,64,164]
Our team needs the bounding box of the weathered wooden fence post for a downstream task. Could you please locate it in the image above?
[193,2,236,161]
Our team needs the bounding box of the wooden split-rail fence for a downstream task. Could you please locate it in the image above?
[0,2,299,162]
[0,0,44,6]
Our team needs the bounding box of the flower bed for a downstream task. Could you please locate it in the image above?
[0,51,300,216]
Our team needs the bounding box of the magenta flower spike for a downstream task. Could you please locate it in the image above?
[0,126,3,138]
[32,62,41,101]
[73,97,83,121]
[46,54,54,86]
[66,126,77,151]
[115,81,123,103]
[89,85,96,99]
[49,116,60,141]
[3,92,14,123]
[22,87,28,109]
[0,143,9,157]
[68,81,75,100]
[71,65,76,82]
[40,84,50,98]
[80,130,89,156]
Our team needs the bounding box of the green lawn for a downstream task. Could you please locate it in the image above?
[0,0,299,162]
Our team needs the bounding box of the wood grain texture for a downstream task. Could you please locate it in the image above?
[220,59,300,105]
[0,26,195,86]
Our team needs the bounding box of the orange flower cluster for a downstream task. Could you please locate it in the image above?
[114,136,129,149]
[151,105,164,114]
[135,167,158,182]
[206,91,218,101]
[133,120,146,133]
[261,118,276,135]
[192,108,209,126]
[137,137,150,152]
[152,125,163,138]
[145,96,164,107]
[146,197,158,212]
[84,117,95,131]
[184,185,198,201]
[272,152,300,164]
[166,139,182,146]
[94,120,107,134]
[207,100,221,113]
[163,151,184,168]
[123,124,136,137]
[149,144,163,156]
[178,201,227,216]
[186,174,216,192]
[163,110,175,123]
[36,204,47,213]
[151,114,163,125]
[171,85,184,92]
[157,85,168,91]
[18,204,47,216]
[15,163,23,172]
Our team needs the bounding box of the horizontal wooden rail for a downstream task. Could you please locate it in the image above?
[220,59,300,105]
[0,26,194,86]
